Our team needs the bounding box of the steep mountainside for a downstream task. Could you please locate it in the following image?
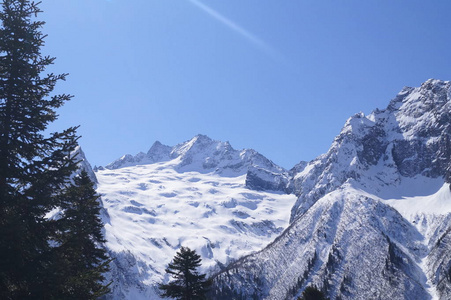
[211,79,451,299]
[289,79,451,221]
[96,135,297,299]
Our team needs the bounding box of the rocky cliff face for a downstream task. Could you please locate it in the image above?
[210,79,451,299]
[288,79,451,221]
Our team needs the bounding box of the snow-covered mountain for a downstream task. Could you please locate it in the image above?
[91,79,451,299]
[105,134,291,193]
[288,79,451,222]
[210,79,451,299]
[95,135,297,299]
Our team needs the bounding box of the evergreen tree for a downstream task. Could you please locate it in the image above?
[159,246,211,300]
[298,286,329,300]
[0,1,109,298]
[52,171,110,299]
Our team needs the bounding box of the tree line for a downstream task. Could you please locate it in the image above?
[158,246,328,300]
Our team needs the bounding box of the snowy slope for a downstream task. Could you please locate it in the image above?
[96,137,297,299]
[93,79,451,299]
[212,181,451,299]
[211,79,451,299]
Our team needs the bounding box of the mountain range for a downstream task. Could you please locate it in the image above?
[210,79,451,299]
[94,134,297,299]
[87,79,451,299]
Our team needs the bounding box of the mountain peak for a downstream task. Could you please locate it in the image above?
[104,135,285,182]
[193,133,212,142]
[71,146,97,184]
[289,78,451,220]
[173,134,217,158]
[387,78,450,112]
[146,141,171,161]
[210,78,451,300]
[151,140,163,147]
[421,78,449,88]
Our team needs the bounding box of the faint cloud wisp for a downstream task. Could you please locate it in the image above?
[188,0,284,63]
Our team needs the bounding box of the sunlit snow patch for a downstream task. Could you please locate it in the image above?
[96,161,296,299]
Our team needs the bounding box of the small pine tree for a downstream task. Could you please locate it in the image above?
[298,286,328,300]
[159,246,211,300]
[52,171,111,299]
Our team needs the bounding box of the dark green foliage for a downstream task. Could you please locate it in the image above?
[298,286,329,300]
[0,1,109,298]
[160,247,211,300]
[286,251,319,299]
[207,277,246,300]
[51,171,111,299]
[438,129,451,186]
[386,237,403,270]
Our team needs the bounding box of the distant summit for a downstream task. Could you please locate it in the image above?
[104,134,291,192]
[106,134,279,172]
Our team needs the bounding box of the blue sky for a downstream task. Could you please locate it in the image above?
[41,0,451,169]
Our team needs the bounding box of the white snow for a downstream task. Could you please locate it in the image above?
[206,79,451,299]
[384,182,451,219]
[384,180,451,300]
[91,80,451,299]
[350,174,451,225]
[96,159,296,299]
[347,177,451,300]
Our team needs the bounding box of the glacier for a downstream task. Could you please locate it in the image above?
[96,135,297,299]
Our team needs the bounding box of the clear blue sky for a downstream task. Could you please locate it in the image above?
[40,0,451,169]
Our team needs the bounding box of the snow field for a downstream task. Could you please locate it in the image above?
[96,160,297,296]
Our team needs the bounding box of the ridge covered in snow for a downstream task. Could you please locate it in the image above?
[105,134,283,176]
[105,134,292,193]
[211,79,451,299]
[92,79,451,299]
[288,79,451,220]
[96,136,297,299]
[212,181,451,299]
